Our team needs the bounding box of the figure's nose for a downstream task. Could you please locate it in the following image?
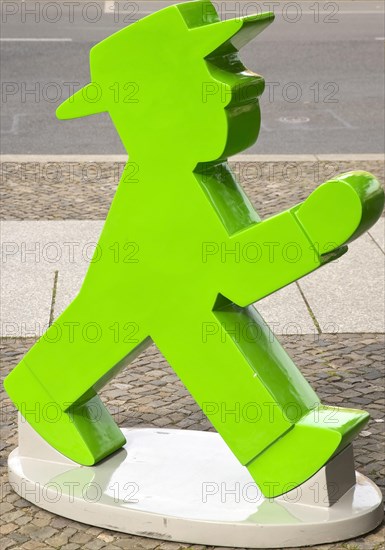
[228,73,265,106]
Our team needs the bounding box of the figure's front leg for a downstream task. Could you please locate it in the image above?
[219,171,384,307]
[4,292,150,465]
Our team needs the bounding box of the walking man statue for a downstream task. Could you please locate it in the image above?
[5,0,384,497]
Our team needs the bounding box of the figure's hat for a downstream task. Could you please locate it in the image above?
[56,0,274,120]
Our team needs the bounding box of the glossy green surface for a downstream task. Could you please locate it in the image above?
[4,0,384,497]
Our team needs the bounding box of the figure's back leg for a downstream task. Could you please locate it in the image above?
[4,292,150,465]
[152,302,368,497]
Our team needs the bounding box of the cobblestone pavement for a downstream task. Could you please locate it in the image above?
[1,333,384,550]
[1,160,384,220]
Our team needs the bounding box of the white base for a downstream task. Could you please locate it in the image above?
[8,424,383,548]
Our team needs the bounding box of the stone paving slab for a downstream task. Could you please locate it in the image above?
[255,283,317,335]
[0,220,104,337]
[1,333,384,550]
[0,263,54,338]
[299,231,385,333]
[0,220,104,270]
[53,268,88,320]
[370,218,385,252]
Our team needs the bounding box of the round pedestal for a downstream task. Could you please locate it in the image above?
[8,427,383,548]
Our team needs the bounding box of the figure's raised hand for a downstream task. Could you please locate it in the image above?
[294,171,384,259]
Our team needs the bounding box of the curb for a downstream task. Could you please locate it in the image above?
[1,154,384,163]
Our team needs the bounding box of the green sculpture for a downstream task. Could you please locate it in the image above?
[4,0,384,498]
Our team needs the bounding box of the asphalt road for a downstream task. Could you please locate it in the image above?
[1,0,384,154]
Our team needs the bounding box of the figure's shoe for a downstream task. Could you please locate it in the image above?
[4,359,126,465]
[247,404,369,498]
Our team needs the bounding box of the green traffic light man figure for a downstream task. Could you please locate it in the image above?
[5,0,384,497]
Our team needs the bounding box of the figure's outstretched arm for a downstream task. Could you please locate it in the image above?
[219,171,384,307]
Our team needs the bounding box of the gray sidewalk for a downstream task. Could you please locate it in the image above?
[1,218,384,337]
